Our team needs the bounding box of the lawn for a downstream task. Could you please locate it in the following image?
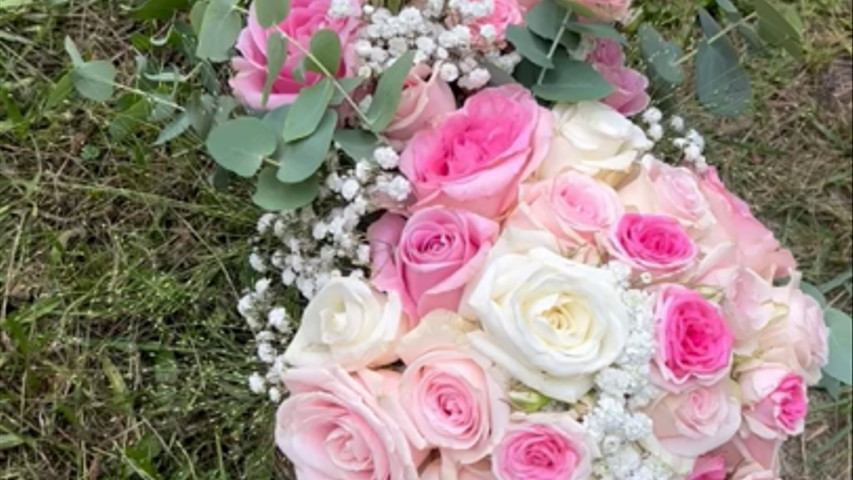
[1,0,851,479]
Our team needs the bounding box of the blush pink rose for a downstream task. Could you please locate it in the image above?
[385,64,457,142]
[574,0,632,22]
[732,464,782,480]
[687,455,727,480]
[230,0,361,110]
[651,285,733,392]
[698,167,796,279]
[595,65,650,117]
[739,365,807,439]
[399,84,553,219]
[587,38,625,67]
[368,207,499,322]
[718,429,782,473]
[276,367,426,480]
[421,460,497,480]
[608,213,698,278]
[463,0,524,44]
[506,171,623,254]
[647,381,742,458]
[493,414,596,480]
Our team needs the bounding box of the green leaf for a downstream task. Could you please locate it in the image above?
[557,0,597,19]
[154,112,192,146]
[366,51,416,132]
[565,21,626,45]
[305,29,342,75]
[255,0,290,28]
[505,25,554,68]
[187,94,217,139]
[109,98,151,140]
[532,55,614,102]
[525,0,567,41]
[46,71,74,108]
[334,128,379,161]
[819,269,853,294]
[801,282,828,308]
[189,0,208,34]
[696,39,751,117]
[0,434,24,450]
[638,23,685,85]
[129,0,191,20]
[482,60,517,86]
[215,95,240,124]
[824,308,853,385]
[196,0,241,62]
[282,78,334,142]
[263,32,288,108]
[253,166,320,211]
[818,374,842,400]
[262,105,291,133]
[72,61,116,102]
[63,36,84,67]
[753,0,803,59]
[278,110,337,183]
[209,165,235,191]
[330,77,365,106]
[206,117,277,177]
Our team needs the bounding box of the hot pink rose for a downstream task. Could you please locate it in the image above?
[687,455,727,480]
[652,285,733,392]
[493,414,596,480]
[399,84,553,219]
[506,171,623,254]
[421,460,497,480]
[230,0,361,110]
[463,0,524,44]
[698,167,796,279]
[276,367,426,480]
[739,365,807,439]
[647,381,742,458]
[608,213,698,278]
[368,207,499,322]
[574,0,632,22]
[385,64,457,142]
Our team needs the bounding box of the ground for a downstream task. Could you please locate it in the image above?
[0,0,851,479]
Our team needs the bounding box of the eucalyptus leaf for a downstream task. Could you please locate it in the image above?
[263,32,288,108]
[209,165,234,191]
[196,0,241,62]
[800,282,828,308]
[366,51,416,132]
[282,78,334,142]
[154,112,192,145]
[129,0,191,20]
[189,1,208,34]
[253,166,320,211]
[63,36,84,67]
[149,93,176,122]
[109,99,151,140]
[72,61,116,102]
[525,0,578,49]
[823,308,853,385]
[305,29,342,75]
[505,26,553,68]
[696,37,751,117]
[330,77,365,106]
[262,105,291,133]
[818,374,842,400]
[532,55,614,102]
[753,0,803,59]
[638,23,685,85]
[565,21,626,45]
[277,110,337,183]
[215,95,240,124]
[254,0,290,28]
[206,117,277,177]
[187,94,217,139]
[333,128,379,161]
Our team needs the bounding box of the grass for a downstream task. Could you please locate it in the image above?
[1,0,851,479]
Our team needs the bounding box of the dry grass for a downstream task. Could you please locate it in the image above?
[1,0,851,479]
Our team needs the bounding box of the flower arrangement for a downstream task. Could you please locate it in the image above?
[58,0,852,478]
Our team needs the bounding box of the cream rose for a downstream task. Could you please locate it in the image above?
[537,101,651,185]
[462,248,628,402]
[283,276,406,371]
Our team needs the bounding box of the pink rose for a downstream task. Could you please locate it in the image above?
[698,167,796,279]
[515,0,541,12]
[400,84,553,219]
[493,414,597,480]
[595,65,650,117]
[718,429,782,474]
[574,0,632,22]
[385,64,457,143]
[506,171,623,254]
[608,213,698,278]
[732,464,781,480]
[368,207,499,322]
[687,455,726,480]
[739,365,807,439]
[421,460,497,480]
[397,313,510,467]
[651,285,733,392]
[276,367,426,480]
[586,38,625,67]
[230,0,361,110]
[647,381,742,458]
[463,0,524,44]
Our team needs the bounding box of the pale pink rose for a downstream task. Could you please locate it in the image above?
[698,167,796,279]
[463,0,524,43]
[750,278,829,385]
[718,429,782,473]
[493,414,597,480]
[651,285,733,392]
[739,364,807,439]
[732,464,782,480]
[368,207,499,322]
[587,38,625,67]
[687,455,726,480]
[385,64,457,142]
[397,314,510,466]
[647,381,742,458]
[506,171,623,254]
[230,0,362,110]
[421,460,497,480]
[400,84,553,219]
[276,367,426,480]
[574,0,632,22]
[595,64,650,117]
[516,0,541,12]
[608,213,698,278]
[618,159,713,232]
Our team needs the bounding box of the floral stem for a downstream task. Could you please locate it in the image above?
[537,9,573,86]
[676,12,759,66]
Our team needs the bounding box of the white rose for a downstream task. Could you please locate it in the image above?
[462,248,629,402]
[283,276,406,371]
[537,101,651,184]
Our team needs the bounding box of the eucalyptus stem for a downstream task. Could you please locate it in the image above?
[676,12,759,65]
[537,9,574,86]
[111,81,186,111]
